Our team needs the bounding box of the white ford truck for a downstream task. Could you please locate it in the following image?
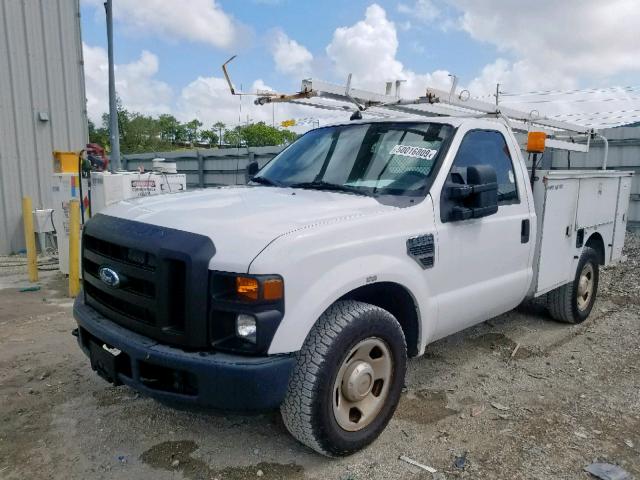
[74,116,632,456]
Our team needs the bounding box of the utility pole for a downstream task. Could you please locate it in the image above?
[238,83,243,126]
[104,0,121,171]
[495,83,501,108]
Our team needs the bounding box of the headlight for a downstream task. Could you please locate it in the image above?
[236,314,257,343]
[209,272,285,353]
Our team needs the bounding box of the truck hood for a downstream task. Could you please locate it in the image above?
[100,186,395,271]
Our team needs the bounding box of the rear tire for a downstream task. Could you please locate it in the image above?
[280,300,407,456]
[547,246,599,324]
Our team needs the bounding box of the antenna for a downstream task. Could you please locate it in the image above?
[221,55,314,105]
[222,55,238,95]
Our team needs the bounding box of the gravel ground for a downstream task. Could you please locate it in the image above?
[1,236,638,480]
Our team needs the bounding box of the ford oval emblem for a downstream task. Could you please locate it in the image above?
[98,266,120,288]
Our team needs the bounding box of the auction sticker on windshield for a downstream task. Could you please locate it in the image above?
[390,144,438,160]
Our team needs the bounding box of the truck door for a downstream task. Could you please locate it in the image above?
[432,128,533,339]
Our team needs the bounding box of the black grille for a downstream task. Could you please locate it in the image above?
[83,234,170,329]
[83,255,155,298]
[84,281,156,325]
[407,234,435,269]
[81,215,215,348]
[84,234,157,270]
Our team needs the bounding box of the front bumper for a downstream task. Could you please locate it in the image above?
[74,296,295,410]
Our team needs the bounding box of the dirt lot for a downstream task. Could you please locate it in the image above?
[1,237,638,480]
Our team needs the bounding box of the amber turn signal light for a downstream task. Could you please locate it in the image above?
[527,131,546,153]
[236,276,259,301]
[263,278,284,301]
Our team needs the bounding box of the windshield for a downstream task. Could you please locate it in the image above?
[253,122,453,196]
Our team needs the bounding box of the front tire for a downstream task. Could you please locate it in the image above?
[281,300,407,456]
[547,246,600,323]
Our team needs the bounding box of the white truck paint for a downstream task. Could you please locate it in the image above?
[248,118,632,353]
[101,117,632,354]
[78,116,632,456]
[532,170,632,296]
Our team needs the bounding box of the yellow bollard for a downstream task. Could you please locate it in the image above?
[68,200,81,297]
[22,196,38,283]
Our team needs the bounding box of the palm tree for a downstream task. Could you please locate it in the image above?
[213,122,226,147]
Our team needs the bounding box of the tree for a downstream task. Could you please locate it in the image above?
[119,113,166,153]
[184,119,203,144]
[199,129,219,147]
[213,121,226,147]
[88,119,109,147]
[157,114,186,144]
[238,122,298,147]
[281,128,298,144]
[224,127,243,147]
[87,103,298,154]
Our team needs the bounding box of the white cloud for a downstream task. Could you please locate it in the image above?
[177,77,268,126]
[450,0,640,78]
[176,76,326,128]
[180,75,365,130]
[83,2,640,132]
[81,0,246,49]
[83,40,342,130]
[467,58,577,97]
[326,4,452,97]
[398,0,440,23]
[83,43,173,123]
[321,2,640,128]
[446,0,640,126]
[268,29,313,76]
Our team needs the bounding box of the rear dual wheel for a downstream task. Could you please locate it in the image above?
[547,246,599,323]
[281,300,407,456]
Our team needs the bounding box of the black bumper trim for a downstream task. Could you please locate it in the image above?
[74,296,295,411]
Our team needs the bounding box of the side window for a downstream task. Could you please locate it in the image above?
[451,130,519,205]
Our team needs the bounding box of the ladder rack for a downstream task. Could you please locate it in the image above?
[254,77,601,154]
[220,56,603,156]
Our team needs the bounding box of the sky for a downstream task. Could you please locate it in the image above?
[80,0,640,131]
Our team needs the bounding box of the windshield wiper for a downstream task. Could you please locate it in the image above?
[250,176,283,187]
[288,181,370,196]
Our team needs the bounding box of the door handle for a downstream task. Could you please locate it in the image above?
[521,219,530,244]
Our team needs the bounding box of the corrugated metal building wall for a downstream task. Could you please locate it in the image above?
[0,0,88,254]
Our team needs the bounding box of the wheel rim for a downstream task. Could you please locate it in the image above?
[576,263,595,311]
[332,337,393,432]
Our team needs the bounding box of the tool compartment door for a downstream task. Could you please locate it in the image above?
[576,177,619,228]
[611,176,632,261]
[535,178,580,294]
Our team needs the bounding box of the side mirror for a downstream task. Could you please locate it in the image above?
[247,161,260,177]
[245,161,260,183]
[443,164,498,221]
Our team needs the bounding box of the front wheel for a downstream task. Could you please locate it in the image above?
[547,246,600,323]
[281,300,407,456]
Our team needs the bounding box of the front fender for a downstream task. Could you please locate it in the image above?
[248,204,438,356]
[271,254,435,355]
